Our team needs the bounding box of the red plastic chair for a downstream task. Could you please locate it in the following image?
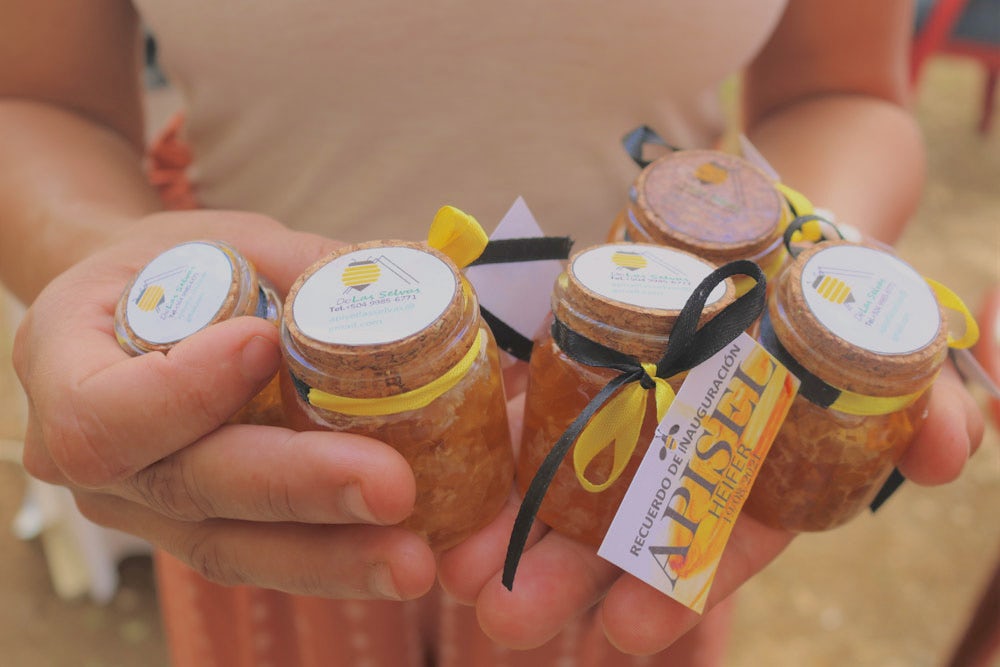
[911,0,1000,134]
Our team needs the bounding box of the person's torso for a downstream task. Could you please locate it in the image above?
[136,0,787,245]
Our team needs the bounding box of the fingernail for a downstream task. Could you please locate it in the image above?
[240,335,281,382]
[342,482,379,524]
[370,563,402,600]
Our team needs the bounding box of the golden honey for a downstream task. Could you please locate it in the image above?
[743,241,949,531]
[280,240,514,551]
[517,242,734,546]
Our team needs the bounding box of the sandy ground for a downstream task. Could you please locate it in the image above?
[0,56,997,667]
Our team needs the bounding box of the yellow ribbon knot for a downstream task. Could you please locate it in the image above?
[572,362,677,492]
[427,205,489,269]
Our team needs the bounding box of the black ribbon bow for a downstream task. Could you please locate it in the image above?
[502,259,767,590]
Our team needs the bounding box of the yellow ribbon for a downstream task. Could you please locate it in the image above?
[729,182,812,297]
[925,277,979,350]
[307,330,485,415]
[304,205,489,416]
[572,363,676,492]
[775,182,841,250]
[826,381,930,417]
[427,205,489,269]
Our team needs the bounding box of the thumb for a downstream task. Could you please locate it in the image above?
[40,316,283,487]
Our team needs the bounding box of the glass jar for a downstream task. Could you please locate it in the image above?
[517,242,735,546]
[743,241,950,531]
[280,240,514,552]
[608,149,795,294]
[114,239,284,425]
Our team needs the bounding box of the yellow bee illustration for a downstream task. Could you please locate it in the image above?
[134,285,166,312]
[812,273,855,305]
[341,259,381,291]
[612,250,648,271]
[694,161,729,185]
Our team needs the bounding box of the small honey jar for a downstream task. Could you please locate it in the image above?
[743,240,977,531]
[280,227,515,551]
[608,149,801,294]
[114,239,284,425]
[516,242,739,546]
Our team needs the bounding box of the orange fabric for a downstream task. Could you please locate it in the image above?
[146,112,200,211]
[156,550,695,667]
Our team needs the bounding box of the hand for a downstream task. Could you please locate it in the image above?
[14,210,436,600]
[437,366,982,653]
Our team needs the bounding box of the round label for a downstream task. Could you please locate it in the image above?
[293,246,456,345]
[125,242,235,344]
[571,244,727,310]
[800,245,940,355]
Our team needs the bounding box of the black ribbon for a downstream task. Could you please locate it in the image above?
[621,125,680,169]
[254,287,270,319]
[502,259,767,590]
[782,214,844,259]
[471,236,574,362]
[479,307,535,362]
[470,236,574,266]
[757,310,841,409]
[869,468,905,512]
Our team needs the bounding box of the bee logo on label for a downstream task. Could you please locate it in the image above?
[812,273,855,306]
[341,260,382,292]
[612,251,648,271]
[655,423,681,460]
[135,285,166,312]
[694,161,729,185]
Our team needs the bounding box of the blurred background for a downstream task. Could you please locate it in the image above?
[1,8,998,667]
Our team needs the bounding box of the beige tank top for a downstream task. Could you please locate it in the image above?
[135,0,787,246]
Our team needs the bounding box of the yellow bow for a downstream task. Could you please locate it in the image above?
[572,363,676,492]
[427,205,489,269]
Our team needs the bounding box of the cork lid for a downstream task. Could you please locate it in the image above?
[769,241,949,396]
[552,243,735,360]
[631,150,785,263]
[115,240,257,355]
[282,240,478,398]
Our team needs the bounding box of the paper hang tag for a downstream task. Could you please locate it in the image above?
[465,197,569,359]
[598,333,799,613]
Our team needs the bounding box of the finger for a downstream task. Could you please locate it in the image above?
[74,492,437,601]
[507,391,526,457]
[473,531,621,650]
[230,226,345,295]
[437,490,548,604]
[28,314,282,487]
[102,210,345,296]
[20,403,70,485]
[896,366,983,486]
[600,515,793,655]
[116,425,416,525]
